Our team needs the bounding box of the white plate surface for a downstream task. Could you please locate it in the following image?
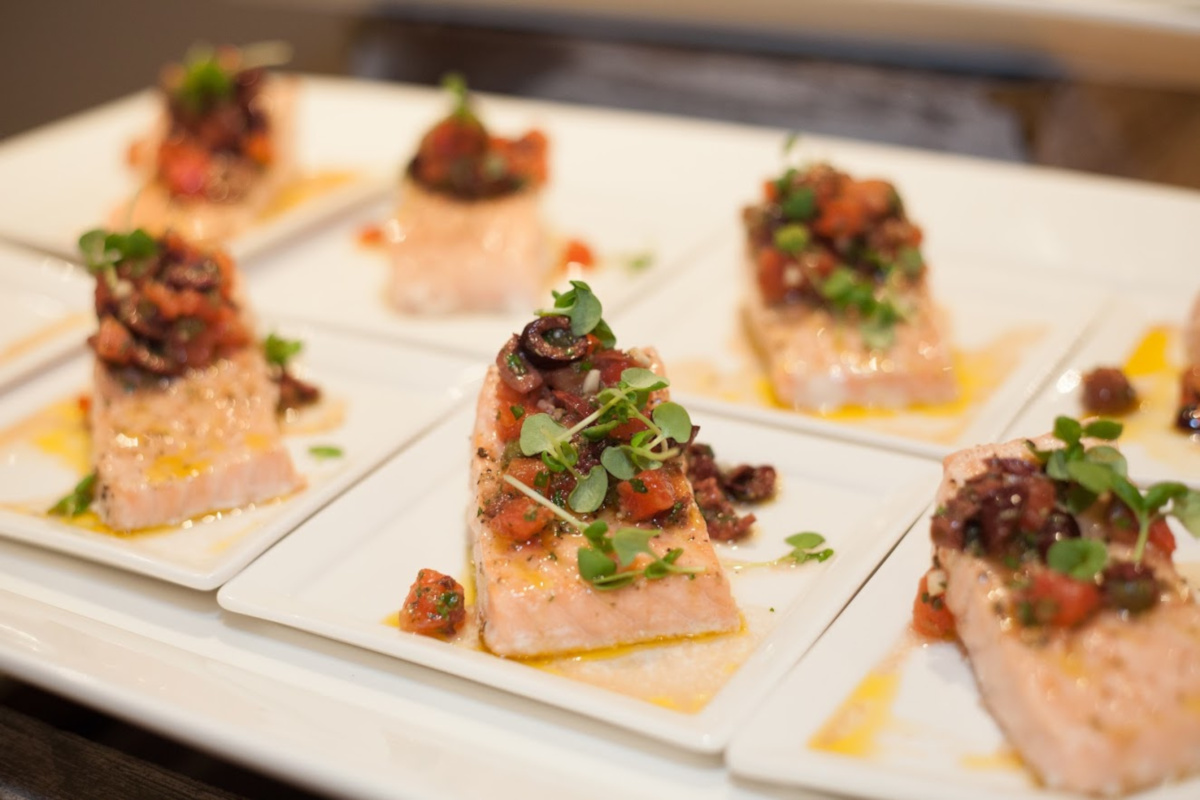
[0,321,479,589]
[1006,289,1200,488]
[726,507,1200,800]
[219,403,939,752]
[0,241,91,392]
[614,234,1105,458]
[0,81,388,262]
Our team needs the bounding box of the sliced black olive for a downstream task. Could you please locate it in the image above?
[496,334,543,394]
[1102,561,1159,614]
[1176,404,1200,433]
[519,315,588,369]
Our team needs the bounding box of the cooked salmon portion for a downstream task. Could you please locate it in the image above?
[388,179,549,314]
[468,362,740,659]
[744,280,957,411]
[91,345,303,531]
[114,77,299,246]
[935,435,1200,796]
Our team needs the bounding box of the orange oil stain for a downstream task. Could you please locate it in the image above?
[257,170,360,222]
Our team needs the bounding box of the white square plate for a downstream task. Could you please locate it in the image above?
[726,507,1200,800]
[0,242,91,392]
[1006,289,1200,488]
[0,80,390,262]
[0,320,479,589]
[613,234,1106,459]
[218,402,939,752]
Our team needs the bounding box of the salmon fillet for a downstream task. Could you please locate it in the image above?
[91,344,304,531]
[744,279,957,411]
[388,179,549,314]
[934,434,1200,796]
[113,76,299,246]
[468,355,740,658]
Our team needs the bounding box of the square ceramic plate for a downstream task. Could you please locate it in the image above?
[613,233,1107,459]
[0,241,91,393]
[218,402,939,752]
[0,80,389,262]
[0,320,479,589]
[1006,289,1200,488]
[725,506,1200,800]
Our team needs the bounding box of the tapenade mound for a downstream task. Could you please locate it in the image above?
[742,161,957,411]
[387,74,551,314]
[913,416,1200,796]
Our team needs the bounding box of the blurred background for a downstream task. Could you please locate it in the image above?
[4,0,1200,188]
[2,2,1199,798]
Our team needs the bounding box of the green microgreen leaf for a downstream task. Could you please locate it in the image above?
[1144,481,1188,515]
[568,465,608,514]
[773,224,810,255]
[582,520,609,545]
[307,445,343,460]
[48,472,96,517]
[782,531,835,564]
[1084,445,1127,476]
[600,446,637,480]
[1046,538,1108,580]
[441,71,471,119]
[895,246,924,277]
[781,186,815,221]
[544,281,608,339]
[1172,490,1200,537]
[1083,419,1123,441]
[652,402,692,443]
[1065,459,1115,496]
[263,333,303,367]
[1053,416,1083,448]
[612,528,654,568]
[577,547,617,582]
[619,368,668,392]
[624,251,655,272]
[781,130,800,156]
[1110,475,1145,516]
[519,413,567,458]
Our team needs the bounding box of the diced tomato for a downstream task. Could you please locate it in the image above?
[617,469,676,522]
[812,196,867,239]
[762,178,779,203]
[849,179,894,218]
[357,224,384,247]
[504,457,550,496]
[1147,517,1177,558]
[488,494,554,543]
[494,381,528,443]
[592,348,639,387]
[1025,569,1102,628]
[608,417,649,442]
[243,130,273,165]
[911,571,955,640]
[77,393,92,416]
[559,238,596,272]
[157,140,211,197]
[400,568,466,637]
[756,247,788,305]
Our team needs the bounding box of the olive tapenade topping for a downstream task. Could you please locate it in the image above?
[155,44,287,201]
[931,416,1200,629]
[80,228,251,378]
[685,442,776,542]
[744,161,925,349]
[408,73,547,201]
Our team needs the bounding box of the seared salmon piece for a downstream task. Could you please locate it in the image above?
[387,179,548,314]
[115,52,298,246]
[469,353,740,659]
[931,432,1200,796]
[742,162,957,411]
[92,346,303,531]
[744,280,956,410]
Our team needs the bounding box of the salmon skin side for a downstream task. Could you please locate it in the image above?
[91,345,304,531]
[388,179,549,314]
[468,357,740,659]
[114,76,299,247]
[744,275,957,411]
[934,435,1200,796]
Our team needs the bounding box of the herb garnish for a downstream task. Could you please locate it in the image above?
[518,367,691,513]
[78,228,159,276]
[537,280,615,348]
[1029,416,1200,565]
[441,72,473,121]
[263,333,303,367]
[731,532,835,570]
[176,51,235,112]
[818,267,907,350]
[48,472,97,517]
[502,474,702,590]
[308,445,343,460]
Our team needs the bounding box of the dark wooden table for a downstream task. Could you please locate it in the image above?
[1,5,1198,799]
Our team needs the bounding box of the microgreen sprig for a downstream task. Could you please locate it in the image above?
[502,474,702,590]
[728,531,835,571]
[518,367,691,513]
[78,228,159,277]
[441,72,473,121]
[263,332,303,367]
[48,472,96,517]
[819,266,907,350]
[1029,415,1200,564]
[538,281,615,348]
